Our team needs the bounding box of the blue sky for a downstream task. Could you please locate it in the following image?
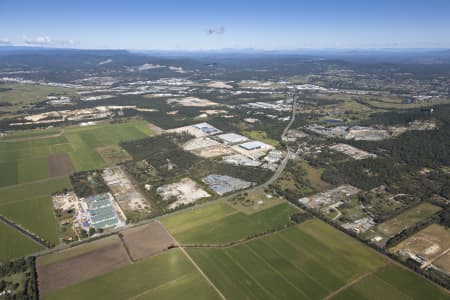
[1,0,449,50]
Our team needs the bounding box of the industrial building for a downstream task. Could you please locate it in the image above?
[203,174,252,195]
[238,140,270,150]
[81,193,120,229]
[192,122,221,135]
[217,133,248,144]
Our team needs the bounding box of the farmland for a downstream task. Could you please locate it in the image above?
[0,120,153,187]
[161,201,298,244]
[0,196,59,245]
[368,202,442,242]
[187,220,449,299]
[0,83,76,114]
[42,249,220,300]
[0,177,71,245]
[0,222,43,262]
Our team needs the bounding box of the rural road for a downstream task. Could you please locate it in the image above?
[263,93,297,187]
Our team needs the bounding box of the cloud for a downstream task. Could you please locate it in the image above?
[0,39,11,45]
[0,38,11,45]
[24,35,52,45]
[207,26,225,35]
[22,36,76,47]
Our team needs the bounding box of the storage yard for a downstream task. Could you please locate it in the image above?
[299,185,360,209]
[102,167,150,213]
[156,177,210,209]
[329,143,377,160]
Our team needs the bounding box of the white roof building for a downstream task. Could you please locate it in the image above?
[217,133,249,144]
[239,140,270,150]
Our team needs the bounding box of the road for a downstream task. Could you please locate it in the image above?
[263,94,297,187]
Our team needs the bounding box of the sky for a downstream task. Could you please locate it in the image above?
[1,0,449,50]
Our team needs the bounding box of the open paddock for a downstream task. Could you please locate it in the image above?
[48,152,75,177]
[120,221,175,261]
[42,249,220,300]
[37,235,130,295]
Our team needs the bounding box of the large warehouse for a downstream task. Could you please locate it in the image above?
[238,140,270,150]
[217,133,248,144]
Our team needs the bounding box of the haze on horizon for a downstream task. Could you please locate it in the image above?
[1,0,450,50]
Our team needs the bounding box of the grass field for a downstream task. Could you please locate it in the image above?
[333,265,449,300]
[161,201,298,244]
[372,202,442,240]
[0,83,76,113]
[0,196,59,244]
[298,160,330,191]
[0,222,43,262]
[0,120,153,186]
[0,128,62,140]
[0,177,71,245]
[187,220,448,299]
[42,249,220,300]
[241,130,280,147]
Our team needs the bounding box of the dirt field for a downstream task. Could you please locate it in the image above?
[192,144,236,158]
[48,153,75,177]
[120,221,175,261]
[37,236,130,295]
[167,96,221,107]
[434,251,450,273]
[390,224,450,273]
[157,177,210,209]
[97,145,132,165]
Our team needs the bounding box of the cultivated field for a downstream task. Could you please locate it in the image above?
[120,221,175,261]
[0,177,71,244]
[0,196,59,245]
[371,203,442,241]
[37,235,130,295]
[161,201,298,244]
[42,249,220,300]
[187,220,449,299]
[0,222,43,262]
[0,120,153,187]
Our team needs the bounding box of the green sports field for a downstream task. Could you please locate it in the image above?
[0,222,43,262]
[42,249,221,300]
[161,201,299,244]
[187,220,449,299]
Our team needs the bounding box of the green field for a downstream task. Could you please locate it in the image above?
[161,201,298,244]
[0,128,62,141]
[0,120,153,186]
[333,265,449,300]
[0,177,71,206]
[0,177,71,245]
[0,196,59,245]
[242,130,280,146]
[42,249,220,300]
[0,222,43,262]
[187,220,448,299]
[0,83,76,113]
[372,202,442,240]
